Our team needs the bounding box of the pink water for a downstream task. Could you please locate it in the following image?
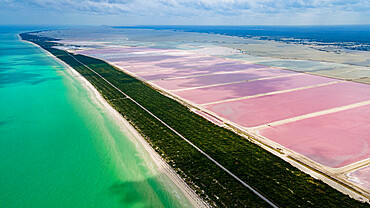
[137,63,265,80]
[153,68,297,90]
[205,82,370,127]
[78,47,169,55]
[259,104,370,168]
[78,47,370,169]
[348,165,370,190]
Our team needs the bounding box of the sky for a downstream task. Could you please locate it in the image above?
[1,0,369,25]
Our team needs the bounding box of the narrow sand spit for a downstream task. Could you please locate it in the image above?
[21,37,208,208]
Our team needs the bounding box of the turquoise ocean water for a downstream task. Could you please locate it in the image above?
[0,26,192,208]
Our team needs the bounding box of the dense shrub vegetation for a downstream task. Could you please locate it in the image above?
[20,32,368,207]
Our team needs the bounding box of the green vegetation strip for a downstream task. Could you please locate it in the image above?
[21,33,368,208]
[67,50,277,207]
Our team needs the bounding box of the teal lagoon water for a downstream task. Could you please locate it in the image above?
[0,26,192,208]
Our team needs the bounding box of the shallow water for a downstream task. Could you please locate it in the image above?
[0,26,192,208]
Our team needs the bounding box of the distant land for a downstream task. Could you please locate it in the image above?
[115,25,370,51]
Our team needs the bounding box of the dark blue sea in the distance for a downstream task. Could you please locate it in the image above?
[116,25,370,51]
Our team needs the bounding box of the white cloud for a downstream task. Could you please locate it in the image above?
[1,0,369,24]
[3,0,368,14]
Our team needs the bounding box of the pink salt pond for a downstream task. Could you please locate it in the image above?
[137,63,266,80]
[78,47,169,55]
[348,165,370,190]
[205,81,370,127]
[152,67,297,90]
[106,55,187,63]
[129,57,238,71]
[176,74,338,104]
[154,57,232,67]
[78,46,370,169]
[259,104,370,168]
[108,55,218,69]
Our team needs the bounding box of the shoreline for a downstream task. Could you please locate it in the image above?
[20,36,208,208]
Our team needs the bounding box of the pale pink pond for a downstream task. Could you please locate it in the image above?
[137,63,266,80]
[176,74,339,104]
[113,64,175,73]
[122,56,238,71]
[110,62,193,74]
[87,50,184,60]
[259,104,370,168]
[106,55,188,63]
[205,82,370,127]
[108,55,215,69]
[152,68,300,90]
[152,57,237,69]
[348,165,370,190]
[78,47,169,55]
